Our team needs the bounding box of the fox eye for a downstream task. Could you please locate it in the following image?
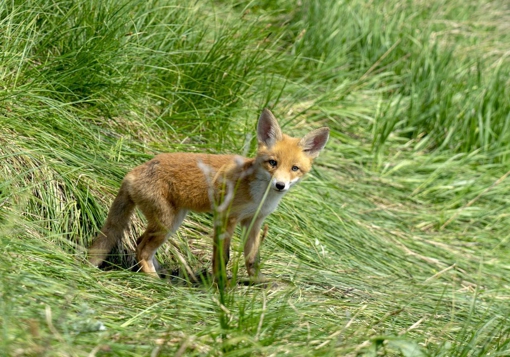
[268,159,277,167]
[292,165,299,172]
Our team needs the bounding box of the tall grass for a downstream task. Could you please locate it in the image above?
[1,0,510,355]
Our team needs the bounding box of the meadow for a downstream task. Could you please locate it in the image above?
[1,0,509,355]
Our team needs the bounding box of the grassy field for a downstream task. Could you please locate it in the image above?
[1,0,510,355]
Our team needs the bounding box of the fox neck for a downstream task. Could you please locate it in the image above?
[247,164,286,219]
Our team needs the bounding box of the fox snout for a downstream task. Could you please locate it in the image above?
[274,181,287,192]
[271,178,299,192]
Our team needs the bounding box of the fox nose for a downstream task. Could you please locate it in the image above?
[275,182,286,191]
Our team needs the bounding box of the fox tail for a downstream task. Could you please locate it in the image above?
[88,180,136,267]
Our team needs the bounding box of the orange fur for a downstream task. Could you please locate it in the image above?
[88,109,329,280]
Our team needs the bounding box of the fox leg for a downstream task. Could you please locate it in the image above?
[241,217,266,280]
[136,207,188,276]
[212,217,237,279]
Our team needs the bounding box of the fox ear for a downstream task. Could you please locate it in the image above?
[299,127,330,158]
[257,108,283,148]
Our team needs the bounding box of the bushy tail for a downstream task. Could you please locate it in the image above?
[88,180,135,267]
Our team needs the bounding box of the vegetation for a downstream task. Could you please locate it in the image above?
[1,0,509,355]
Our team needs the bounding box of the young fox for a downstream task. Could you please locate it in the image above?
[88,109,329,280]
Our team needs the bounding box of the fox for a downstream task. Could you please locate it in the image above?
[87,108,329,281]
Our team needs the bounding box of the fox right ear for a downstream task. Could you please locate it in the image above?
[299,127,330,158]
[257,108,283,148]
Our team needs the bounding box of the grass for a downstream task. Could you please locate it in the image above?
[1,0,510,355]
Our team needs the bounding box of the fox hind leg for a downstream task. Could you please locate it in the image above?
[136,205,188,276]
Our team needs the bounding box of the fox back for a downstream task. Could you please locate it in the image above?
[88,109,329,281]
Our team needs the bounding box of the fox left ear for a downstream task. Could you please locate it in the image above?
[257,108,283,148]
[299,127,330,158]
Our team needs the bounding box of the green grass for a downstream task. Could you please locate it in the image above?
[1,0,510,355]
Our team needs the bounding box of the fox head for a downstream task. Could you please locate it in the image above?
[255,108,329,193]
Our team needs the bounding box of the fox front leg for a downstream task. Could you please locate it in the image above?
[241,217,268,283]
[212,217,237,283]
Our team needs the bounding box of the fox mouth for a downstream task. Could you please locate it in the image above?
[272,187,287,193]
